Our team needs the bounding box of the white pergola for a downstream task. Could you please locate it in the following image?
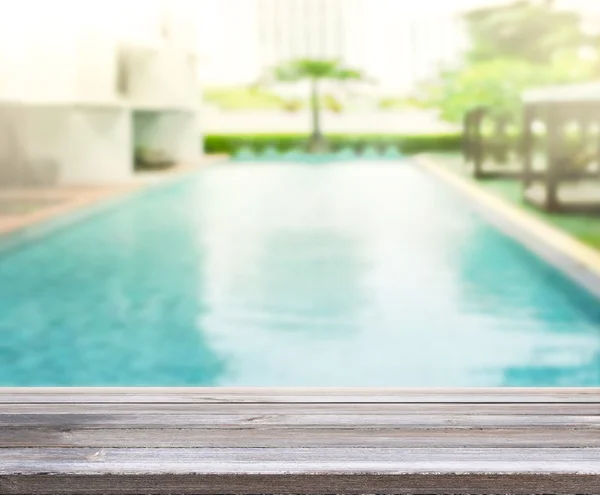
[521,81,600,212]
[523,81,600,104]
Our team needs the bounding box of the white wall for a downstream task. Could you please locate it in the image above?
[0,0,202,187]
[62,109,133,184]
[76,31,121,105]
[0,107,66,186]
[0,106,133,187]
[0,0,200,105]
[126,48,199,109]
[19,108,71,185]
[121,0,201,109]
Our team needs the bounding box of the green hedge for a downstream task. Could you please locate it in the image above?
[204,133,461,156]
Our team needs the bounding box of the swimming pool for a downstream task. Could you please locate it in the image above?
[1,161,599,386]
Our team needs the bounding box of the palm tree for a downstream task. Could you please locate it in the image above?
[265,59,367,152]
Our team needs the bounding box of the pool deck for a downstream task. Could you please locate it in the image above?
[0,388,598,494]
[0,155,227,238]
[415,154,600,298]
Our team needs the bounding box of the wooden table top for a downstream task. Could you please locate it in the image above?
[0,387,599,494]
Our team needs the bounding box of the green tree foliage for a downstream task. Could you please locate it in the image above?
[282,98,304,113]
[323,94,343,113]
[465,0,584,63]
[429,56,596,122]
[203,86,285,110]
[428,0,595,123]
[265,59,367,152]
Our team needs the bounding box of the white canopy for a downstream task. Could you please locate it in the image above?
[523,82,600,104]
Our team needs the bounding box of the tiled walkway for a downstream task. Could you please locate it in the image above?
[0,156,227,236]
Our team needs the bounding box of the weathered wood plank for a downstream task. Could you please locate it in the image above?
[2,473,599,495]
[1,388,599,494]
[3,402,599,415]
[0,387,598,403]
[1,413,599,428]
[2,447,600,474]
[2,426,599,448]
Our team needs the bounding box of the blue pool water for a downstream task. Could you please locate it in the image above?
[0,161,599,386]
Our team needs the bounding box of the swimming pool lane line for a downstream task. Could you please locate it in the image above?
[414,154,600,300]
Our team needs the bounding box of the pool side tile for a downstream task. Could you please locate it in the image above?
[415,154,600,295]
[0,155,227,239]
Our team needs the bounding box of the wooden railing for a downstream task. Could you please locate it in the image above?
[0,388,599,494]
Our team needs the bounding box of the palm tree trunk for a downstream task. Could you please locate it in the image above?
[309,78,326,153]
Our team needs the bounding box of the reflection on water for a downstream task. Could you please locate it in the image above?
[193,163,600,386]
[207,229,368,334]
[0,161,599,386]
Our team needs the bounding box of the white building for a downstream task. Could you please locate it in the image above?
[255,0,365,68]
[196,0,467,93]
[0,0,202,187]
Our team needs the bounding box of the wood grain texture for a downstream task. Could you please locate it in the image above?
[2,473,599,495]
[1,387,598,402]
[3,402,600,414]
[2,413,599,428]
[3,426,599,448]
[0,388,599,494]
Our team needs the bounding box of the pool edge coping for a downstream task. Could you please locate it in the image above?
[0,155,229,255]
[414,153,600,300]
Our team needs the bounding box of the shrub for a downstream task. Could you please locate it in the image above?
[323,94,343,113]
[204,133,461,156]
[377,97,418,111]
[282,98,304,113]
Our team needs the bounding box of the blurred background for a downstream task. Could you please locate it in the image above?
[1,0,600,171]
[1,1,600,387]
[195,0,600,134]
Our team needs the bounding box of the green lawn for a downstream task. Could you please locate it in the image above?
[427,153,600,251]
